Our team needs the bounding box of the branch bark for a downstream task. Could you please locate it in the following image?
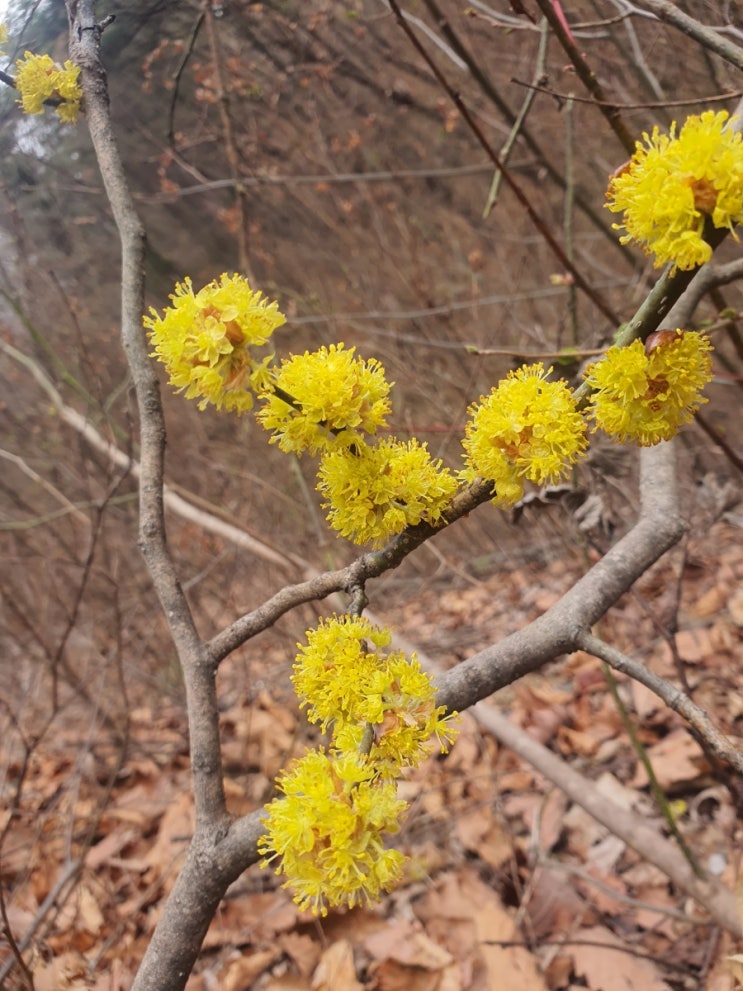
[436,443,684,711]
[66,10,232,987]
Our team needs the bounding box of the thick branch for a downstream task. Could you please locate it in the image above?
[132,436,690,991]
[437,443,683,711]
[66,1,225,829]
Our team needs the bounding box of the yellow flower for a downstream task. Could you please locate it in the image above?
[258,748,407,915]
[585,331,713,445]
[317,438,458,547]
[0,24,8,46]
[461,363,587,506]
[293,616,457,775]
[293,615,391,731]
[144,274,285,412]
[606,111,743,271]
[257,343,391,454]
[15,52,82,123]
[265,616,459,911]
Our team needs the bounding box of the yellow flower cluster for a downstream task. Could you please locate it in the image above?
[607,111,743,271]
[585,330,713,445]
[257,343,391,454]
[461,363,587,505]
[15,51,82,124]
[258,748,406,915]
[144,274,285,412]
[260,616,458,913]
[0,24,8,46]
[293,615,456,774]
[147,277,459,547]
[317,437,458,547]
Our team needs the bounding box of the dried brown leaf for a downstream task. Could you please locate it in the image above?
[570,925,672,991]
[312,939,363,991]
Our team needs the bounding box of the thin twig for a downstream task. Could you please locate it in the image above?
[0,338,300,571]
[167,9,204,144]
[482,18,548,219]
[600,661,704,877]
[578,632,743,776]
[203,5,253,279]
[635,0,743,72]
[0,859,83,985]
[0,882,35,991]
[510,77,742,111]
[535,856,709,923]
[418,0,632,260]
[563,94,578,344]
[532,0,635,155]
[387,0,620,327]
[694,411,743,474]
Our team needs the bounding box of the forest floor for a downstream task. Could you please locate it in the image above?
[2,516,743,991]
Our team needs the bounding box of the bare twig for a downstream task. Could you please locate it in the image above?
[0,447,91,529]
[534,857,707,923]
[578,631,743,776]
[483,18,548,219]
[387,0,620,326]
[411,0,631,260]
[510,77,742,110]
[635,0,743,72]
[532,0,636,155]
[167,9,204,144]
[0,882,35,991]
[694,412,743,475]
[0,338,300,571]
[203,5,253,280]
[600,661,704,877]
[0,859,83,985]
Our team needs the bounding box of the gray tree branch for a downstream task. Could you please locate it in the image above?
[66,0,228,842]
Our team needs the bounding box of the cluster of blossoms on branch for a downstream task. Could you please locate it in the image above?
[3,46,720,529]
[1,25,81,122]
[585,331,713,445]
[257,616,458,913]
[607,110,743,271]
[143,287,711,914]
[144,274,461,547]
[0,12,731,921]
[144,274,283,412]
[461,363,588,506]
[14,50,82,123]
[144,271,713,544]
